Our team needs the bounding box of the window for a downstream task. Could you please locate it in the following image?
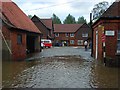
[17,34,22,44]
[70,40,74,44]
[70,33,74,37]
[117,30,120,53]
[55,33,59,37]
[66,33,69,37]
[82,33,88,37]
[78,40,83,45]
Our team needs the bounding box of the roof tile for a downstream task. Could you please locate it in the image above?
[1,1,41,34]
[54,24,83,33]
[40,19,53,30]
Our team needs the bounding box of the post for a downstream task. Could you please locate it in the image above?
[101,26,106,65]
[90,13,93,57]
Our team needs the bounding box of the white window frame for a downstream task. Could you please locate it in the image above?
[70,33,74,37]
[82,33,88,37]
[78,40,83,45]
[117,30,120,53]
[70,40,74,44]
[65,33,69,37]
[55,33,59,37]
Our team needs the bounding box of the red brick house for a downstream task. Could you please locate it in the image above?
[92,1,120,64]
[31,15,53,40]
[54,23,91,46]
[1,1,41,60]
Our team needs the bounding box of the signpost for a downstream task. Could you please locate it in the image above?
[101,25,106,65]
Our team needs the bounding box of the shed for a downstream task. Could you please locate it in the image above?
[1,1,41,60]
[92,1,120,65]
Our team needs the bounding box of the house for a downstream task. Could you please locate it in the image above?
[1,1,41,60]
[54,23,91,46]
[31,15,54,40]
[92,1,120,65]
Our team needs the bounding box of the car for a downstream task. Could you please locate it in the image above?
[41,39,52,48]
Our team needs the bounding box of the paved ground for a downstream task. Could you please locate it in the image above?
[26,47,93,61]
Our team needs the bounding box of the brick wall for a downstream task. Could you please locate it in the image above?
[93,19,119,60]
[54,24,92,46]
[32,17,49,39]
[10,30,26,60]
[2,25,12,60]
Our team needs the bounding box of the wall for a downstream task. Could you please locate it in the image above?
[93,19,119,60]
[54,24,92,46]
[10,29,26,60]
[35,35,41,52]
[32,17,49,39]
[75,24,92,46]
[2,25,12,61]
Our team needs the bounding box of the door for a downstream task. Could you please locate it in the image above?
[95,31,98,59]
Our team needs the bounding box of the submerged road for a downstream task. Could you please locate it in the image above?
[2,47,119,88]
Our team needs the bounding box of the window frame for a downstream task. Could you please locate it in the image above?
[17,34,22,44]
[65,33,69,37]
[78,40,83,45]
[70,33,74,37]
[55,33,59,37]
[117,30,120,53]
[70,40,74,44]
[82,33,88,37]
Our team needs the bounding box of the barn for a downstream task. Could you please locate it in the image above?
[1,1,41,60]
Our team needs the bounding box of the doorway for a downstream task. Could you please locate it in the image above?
[26,35,35,53]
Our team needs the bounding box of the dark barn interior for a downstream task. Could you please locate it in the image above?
[27,35,35,53]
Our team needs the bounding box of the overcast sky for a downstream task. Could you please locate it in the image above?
[12,0,115,23]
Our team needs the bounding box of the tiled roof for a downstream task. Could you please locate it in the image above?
[1,1,41,34]
[40,19,53,30]
[101,1,120,17]
[54,24,83,33]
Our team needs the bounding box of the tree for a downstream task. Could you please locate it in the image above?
[63,14,76,24]
[28,15,33,19]
[92,1,109,20]
[52,14,62,24]
[77,16,87,24]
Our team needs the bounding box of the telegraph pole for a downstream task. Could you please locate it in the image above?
[90,13,93,57]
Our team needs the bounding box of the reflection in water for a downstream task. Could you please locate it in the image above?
[2,60,41,87]
[90,60,119,88]
[2,56,120,88]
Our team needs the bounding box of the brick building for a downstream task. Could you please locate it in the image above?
[54,23,91,46]
[1,1,41,60]
[92,1,120,63]
[31,15,53,40]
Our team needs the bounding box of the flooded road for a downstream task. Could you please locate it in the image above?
[2,47,120,88]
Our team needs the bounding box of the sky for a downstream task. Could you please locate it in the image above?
[12,0,115,23]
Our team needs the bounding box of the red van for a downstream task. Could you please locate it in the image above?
[41,39,52,48]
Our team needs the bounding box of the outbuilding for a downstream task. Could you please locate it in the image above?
[31,15,54,40]
[92,1,120,65]
[1,1,41,60]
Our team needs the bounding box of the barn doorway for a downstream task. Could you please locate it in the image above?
[26,35,35,53]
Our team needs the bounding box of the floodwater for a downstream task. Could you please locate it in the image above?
[2,47,120,88]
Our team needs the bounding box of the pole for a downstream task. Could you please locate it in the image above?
[90,13,93,57]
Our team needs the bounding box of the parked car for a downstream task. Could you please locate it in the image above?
[41,39,52,48]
